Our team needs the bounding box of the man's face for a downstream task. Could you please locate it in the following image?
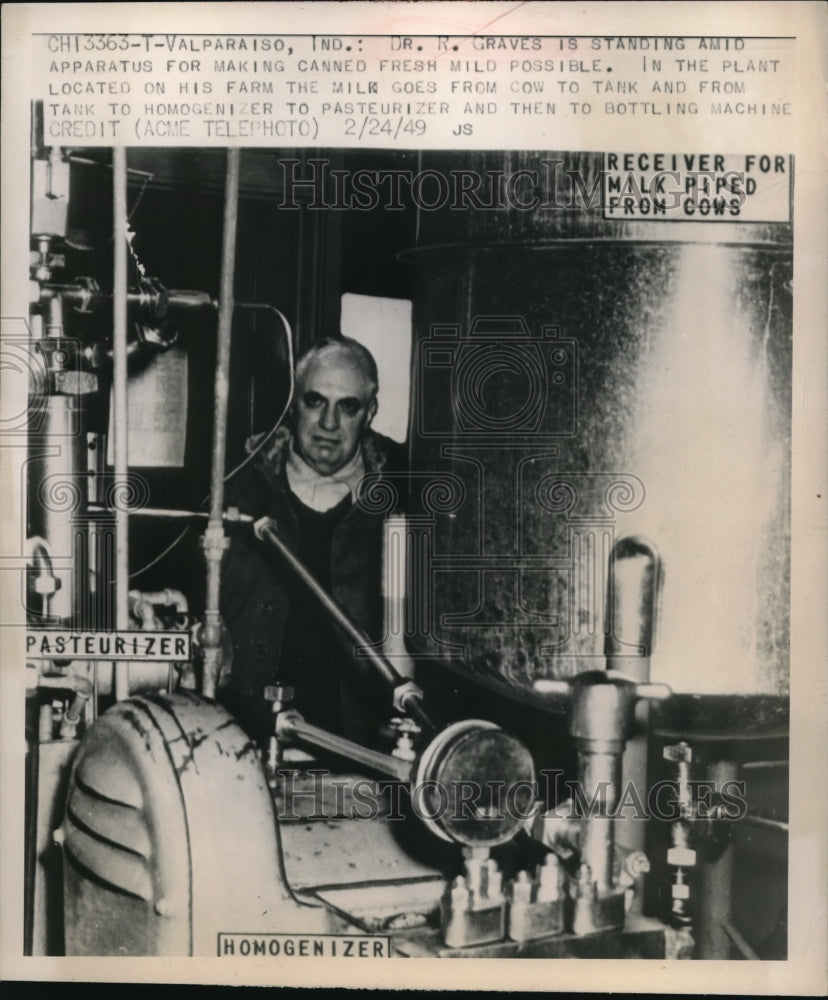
[293,351,376,476]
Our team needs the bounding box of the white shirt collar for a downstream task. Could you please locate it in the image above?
[285,441,366,512]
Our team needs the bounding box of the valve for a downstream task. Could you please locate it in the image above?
[531,669,671,932]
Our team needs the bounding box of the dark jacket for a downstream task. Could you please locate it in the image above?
[217,426,405,744]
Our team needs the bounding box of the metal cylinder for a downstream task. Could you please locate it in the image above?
[696,758,738,958]
[112,145,130,701]
[404,150,791,697]
[577,749,622,893]
[27,394,88,624]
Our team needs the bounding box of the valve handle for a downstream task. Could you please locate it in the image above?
[534,669,670,704]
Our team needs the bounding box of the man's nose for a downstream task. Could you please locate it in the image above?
[319,402,339,431]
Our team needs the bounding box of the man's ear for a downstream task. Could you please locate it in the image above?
[366,397,378,427]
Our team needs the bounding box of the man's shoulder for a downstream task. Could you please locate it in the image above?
[226,437,291,513]
[364,429,407,476]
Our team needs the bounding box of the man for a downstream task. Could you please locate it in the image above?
[218,336,404,746]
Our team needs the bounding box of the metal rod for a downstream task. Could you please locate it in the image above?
[210,148,240,524]
[697,758,738,958]
[88,504,254,523]
[720,919,760,960]
[200,148,240,699]
[112,146,130,702]
[742,813,789,833]
[254,518,435,732]
[256,519,400,689]
[277,713,412,783]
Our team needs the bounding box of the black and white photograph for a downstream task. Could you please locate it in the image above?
[1,3,825,993]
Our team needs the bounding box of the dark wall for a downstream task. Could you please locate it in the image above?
[338,149,419,302]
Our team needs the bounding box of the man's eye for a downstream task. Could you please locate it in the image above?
[302,393,324,408]
[339,400,361,417]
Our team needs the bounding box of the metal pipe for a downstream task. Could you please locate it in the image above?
[88,504,254,524]
[200,148,240,699]
[697,758,738,958]
[128,587,189,617]
[720,919,760,960]
[61,676,94,738]
[210,148,240,525]
[254,516,434,735]
[577,750,621,893]
[604,535,662,869]
[742,813,789,834]
[255,517,398,688]
[112,146,130,701]
[38,282,214,313]
[276,711,412,782]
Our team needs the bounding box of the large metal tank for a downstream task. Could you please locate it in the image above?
[402,151,791,698]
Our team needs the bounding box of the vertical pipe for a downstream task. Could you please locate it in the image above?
[605,537,662,874]
[209,148,240,523]
[697,758,738,958]
[578,749,621,893]
[112,146,130,701]
[200,148,240,699]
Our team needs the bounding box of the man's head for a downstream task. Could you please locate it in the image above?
[292,337,378,476]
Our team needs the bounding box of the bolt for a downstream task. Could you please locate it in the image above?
[264,684,294,708]
[663,741,693,763]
